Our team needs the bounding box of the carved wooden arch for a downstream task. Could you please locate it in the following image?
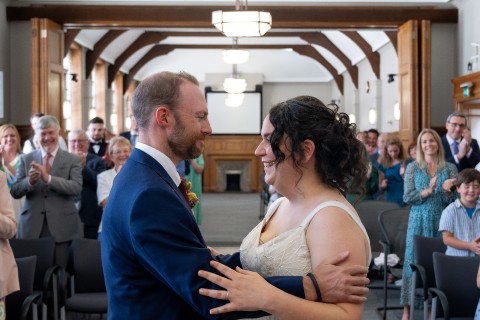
[291,45,344,95]
[385,31,398,53]
[123,45,174,93]
[107,31,168,87]
[342,31,380,79]
[299,32,358,89]
[85,29,127,79]
[107,31,351,93]
[123,44,344,94]
[64,29,80,57]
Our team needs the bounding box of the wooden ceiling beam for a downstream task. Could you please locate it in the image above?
[299,32,358,89]
[64,29,80,57]
[123,44,342,95]
[107,32,168,86]
[85,30,126,79]
[7,5,457,28]
[342,31,381,79]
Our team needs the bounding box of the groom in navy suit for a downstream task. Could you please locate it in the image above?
[100,71,369,319]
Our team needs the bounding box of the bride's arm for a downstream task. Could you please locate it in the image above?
[198,206,369,320]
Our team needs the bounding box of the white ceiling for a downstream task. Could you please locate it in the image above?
[19,0,453,83]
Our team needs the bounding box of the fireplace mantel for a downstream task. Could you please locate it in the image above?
[203,135,263,192]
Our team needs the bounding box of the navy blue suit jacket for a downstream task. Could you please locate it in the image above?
[100,149,304,319]
[441,135,480,172]
[79,154,106,227]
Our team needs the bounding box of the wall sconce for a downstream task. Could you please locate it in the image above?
[368,108,377,125]
[110,113,118,127]
[393,101,400,121]
[88,108,96,120]
[348,113,356,124]
[387,74,397,83]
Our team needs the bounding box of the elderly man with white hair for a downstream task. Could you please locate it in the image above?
[11,115,83,266]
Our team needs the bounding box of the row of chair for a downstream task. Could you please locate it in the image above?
[7,237,107,320]
[355,200,480,320]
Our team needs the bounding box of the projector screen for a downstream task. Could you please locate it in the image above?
[206,92,262,135]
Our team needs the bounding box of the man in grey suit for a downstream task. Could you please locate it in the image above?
[11,115,83,266]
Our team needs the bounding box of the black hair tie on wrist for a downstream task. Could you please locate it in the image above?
[307,272,322,302]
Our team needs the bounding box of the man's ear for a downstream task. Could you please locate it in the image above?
[155,106,170,127]
[302,139,315,162]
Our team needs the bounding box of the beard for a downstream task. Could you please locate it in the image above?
[168,112,204,160]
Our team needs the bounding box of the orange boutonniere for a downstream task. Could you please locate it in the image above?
[181,177,200,209]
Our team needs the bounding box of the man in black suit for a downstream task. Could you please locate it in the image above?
[68,129,106,239]
[441,112,480,172]
[120,114,138,147]
[87,117,109,157]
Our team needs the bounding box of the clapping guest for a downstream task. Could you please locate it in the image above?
[407,142,417,163]
[401,128,458,320]
[22,113,67,154]
[97,136,132,210]
[441,112,480,172]
[439,168,480,256]
[10,115,83,267]
[0,124,25,219]
[0,171,19,320]
[378,136,408,206]
[68,129,106,239]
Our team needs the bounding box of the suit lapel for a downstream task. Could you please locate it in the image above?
[130,149,191,211]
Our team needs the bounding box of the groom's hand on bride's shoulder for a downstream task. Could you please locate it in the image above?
[304,251,369,303]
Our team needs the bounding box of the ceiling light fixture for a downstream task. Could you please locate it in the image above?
[223,64,247,94]
[212,0,272,37]
[222,38,250,64]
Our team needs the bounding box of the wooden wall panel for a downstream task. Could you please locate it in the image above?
[203,135,263,193]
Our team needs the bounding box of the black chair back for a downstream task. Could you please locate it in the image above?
[413,235,446,289]
[355,200,400,253]
[432,252,480,319]
[6,256,37,320]
[70,238,105,293]
[9,237,56,290]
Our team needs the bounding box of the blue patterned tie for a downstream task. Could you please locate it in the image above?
[453,141,459,155]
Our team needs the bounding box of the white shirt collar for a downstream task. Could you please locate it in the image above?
[40,145,59,158]
[135,142,181,186]
[446,134,460,145]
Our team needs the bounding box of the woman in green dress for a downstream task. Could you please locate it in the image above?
[187,154,204,224]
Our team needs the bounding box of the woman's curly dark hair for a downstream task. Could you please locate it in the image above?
[268,95,368,196]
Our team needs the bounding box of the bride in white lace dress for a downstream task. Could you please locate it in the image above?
[199,96,371,320]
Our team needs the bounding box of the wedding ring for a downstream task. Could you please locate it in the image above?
[225,291,229,300]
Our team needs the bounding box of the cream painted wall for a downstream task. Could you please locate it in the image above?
[453,0,480,76]
[262,82,332,119]
[9,21,32,125]
[431,23,457,127]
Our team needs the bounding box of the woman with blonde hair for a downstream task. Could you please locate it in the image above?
[0,124,25,219]
[97,136,132,233]
[378,135,408,206]
[401,128,458,320]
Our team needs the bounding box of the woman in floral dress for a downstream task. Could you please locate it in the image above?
[401,128,458,320]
